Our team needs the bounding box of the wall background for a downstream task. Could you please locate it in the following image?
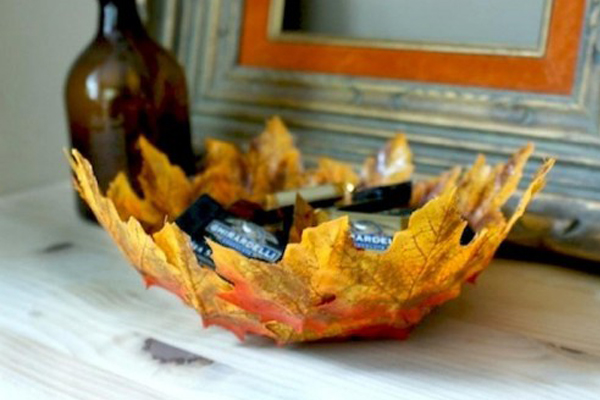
[0,0,95,195]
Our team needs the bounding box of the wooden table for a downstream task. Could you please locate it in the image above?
[1,182,599,400]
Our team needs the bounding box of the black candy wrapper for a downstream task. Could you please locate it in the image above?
[175,195,286,268]
[175,182,419,267]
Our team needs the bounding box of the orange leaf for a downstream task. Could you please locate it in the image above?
[288,195,330,244]
[362,134,414,187]
[307,157,360,188]
[69,149,274,341]
[246,117,305,200]
[106,172,163,230]
[191,138,248,207]
[202,138,246,175]
[410,166,461,208]
[456,143,535,229]
[137,136,196,219]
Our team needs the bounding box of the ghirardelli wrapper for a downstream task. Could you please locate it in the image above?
[175,195,286,268]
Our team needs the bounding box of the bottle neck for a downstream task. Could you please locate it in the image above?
[98,0,146,39]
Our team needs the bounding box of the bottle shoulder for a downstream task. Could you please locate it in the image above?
[69,38,136,69]
[68,36,184,76]
[65,35,189,104]
[135,38,187,77]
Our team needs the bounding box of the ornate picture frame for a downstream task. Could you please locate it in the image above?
[148,0,600,261]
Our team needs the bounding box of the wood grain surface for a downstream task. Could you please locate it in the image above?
[0,183,599,399]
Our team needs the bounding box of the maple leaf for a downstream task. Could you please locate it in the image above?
[456,144,534,230]
[462,158,555,281]
[106,172,163,230]
[69,149,274,341]
[410,166,461,209]
[104,136,223,229]
[306,157,360,189]
[137,136,197,219]
[246,116,305,200]
[362,133,414,187]
[190,138,248,207]
[202,138,246,174]
[287,195,321,244]
[409,144,553,282]
[95,118,326,232]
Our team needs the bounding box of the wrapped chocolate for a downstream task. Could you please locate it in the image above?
[341,181,412,213]
[177,182,414,265]
[176,195,286,268]
[327,209,410,251]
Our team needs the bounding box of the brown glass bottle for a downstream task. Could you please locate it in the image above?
[65,0,196,220]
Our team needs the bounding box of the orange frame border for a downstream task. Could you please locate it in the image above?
[239,0,585,95]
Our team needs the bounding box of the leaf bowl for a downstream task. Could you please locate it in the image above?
[69,117,554,344]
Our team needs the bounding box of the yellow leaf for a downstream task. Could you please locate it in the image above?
[246,117,305,200]
[69,149,274,341]
[211,189,484,342]
[457,143,535,229]
[410,166,461,208]
[307,157,360,188]
[138,136,196,219]
[106,172,163,230]
[362,134,414,186]
[288,195,321,244]
[202,138,246,175]
[506,158,554,232]
[190,139,248,207]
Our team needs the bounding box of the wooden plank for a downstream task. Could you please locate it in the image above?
[0,183,599,399]
[0,329,182,400]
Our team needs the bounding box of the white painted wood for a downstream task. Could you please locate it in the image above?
[0,182,599,399]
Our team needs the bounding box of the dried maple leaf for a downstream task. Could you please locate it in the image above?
[202,138,246,174]
[69,150,186,295]
[216,167,551,343]
[288,195,329,244]
[306,157,360,188]
[137,136,196,219]
[362,133,414,187]
[462,158,555,281]
[209,152,554,343]
[409,144,552,282]
[107,120,415,226]
[88,118,318,235]
[110,136,247,228]
[410,166,461,208]
[106,172,164,230]
[246,117,305,200]
[190,139,248,207]
[457,144,534,230]
[69,149,274,341]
